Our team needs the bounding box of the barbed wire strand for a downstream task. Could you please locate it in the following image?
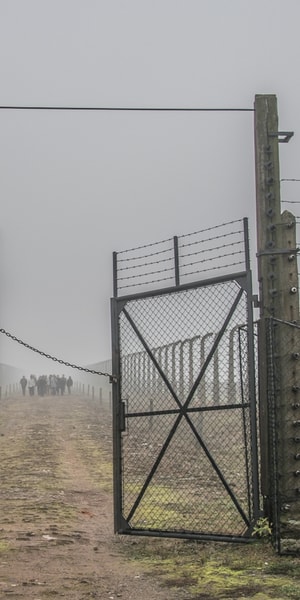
[178,219,243,239]
[180,230,243,249]
[180,240,242,260]
[118,274,174,291]
[117,219,243,255]
[182,260,245,279]
[117,245,174,263]
[118,260,245,290]
[118,239,244,272]
[118,254,174,272]
[117,237,173,255]
[118,246,245,281]
[281,178,300,182]
[0,328,115,380]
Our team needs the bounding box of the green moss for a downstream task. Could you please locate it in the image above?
[119,536,300,599]
[0,541,9,552]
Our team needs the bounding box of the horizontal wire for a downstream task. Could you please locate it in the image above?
[282,200,300,204]
[117,220,243,256]
[118,240,243,272]
[281,178,300,182]
[117,245,173,263]
[118,249,244,282]
[117,236,173,255]
[180,249,244,270]
[0,105,254,112]
[178,219,243,239]
[117,264,175,281]
[118,274,174,290]
[180,230,243,249]
[118,254,174,272]
[181,260,245,279]
[180,240,242,260]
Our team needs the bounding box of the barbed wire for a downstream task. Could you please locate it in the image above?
[118,247,245,282]
[117,241,243,272]
[118,273,174,291]
[178,218,243,239]
[180,249,244,270]
[180,230,243,249]
[0,328,115,380]
[116,219,243,256]
[117,236,173,255]
[117,245,173,263]
[281,178,300,182]
[117,253,174,272]
[117,263,175,281]
[180,260,245,279]
[117,260,246,291]
[180,239,243,258]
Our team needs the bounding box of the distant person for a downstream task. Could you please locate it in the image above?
[20,376,27,396]
[66,376,73,394]
[28,374,36,396]
[37,375,47,396]
[49,374,57,395]
[60,375,66,395]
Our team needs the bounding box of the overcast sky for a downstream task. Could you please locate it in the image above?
[1,0,300,376]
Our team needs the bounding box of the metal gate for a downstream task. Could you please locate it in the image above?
[111,219,260,542]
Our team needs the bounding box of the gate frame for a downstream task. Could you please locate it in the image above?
[111,219,261,542]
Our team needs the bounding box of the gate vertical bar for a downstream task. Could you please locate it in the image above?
[111,296,123,532]
[113,251,118,298]
[174,236,180,287]
[243,217,260,519]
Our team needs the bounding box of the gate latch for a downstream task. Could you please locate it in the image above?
[120,400,126,432]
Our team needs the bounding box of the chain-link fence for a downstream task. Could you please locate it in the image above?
[112,275,260,541]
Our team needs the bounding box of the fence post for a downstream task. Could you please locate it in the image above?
[255,94,299,551]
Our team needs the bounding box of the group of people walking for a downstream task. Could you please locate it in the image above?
[20,374,73,397]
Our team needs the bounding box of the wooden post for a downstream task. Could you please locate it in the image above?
[255,94,299,548]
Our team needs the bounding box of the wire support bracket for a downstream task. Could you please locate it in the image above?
[268,131,294,143]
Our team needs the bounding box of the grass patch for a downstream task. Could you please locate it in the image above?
[118,536,300,599]
[0,541,9,552]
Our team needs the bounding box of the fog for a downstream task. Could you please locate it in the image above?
[1,0,300,377]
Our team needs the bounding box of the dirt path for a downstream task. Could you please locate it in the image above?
[0,394,185,599]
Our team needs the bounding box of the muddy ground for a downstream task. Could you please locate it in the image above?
[0,393,187,600]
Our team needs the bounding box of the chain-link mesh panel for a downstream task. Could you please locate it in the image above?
[266,318,300,554]
[116,278,259,539]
